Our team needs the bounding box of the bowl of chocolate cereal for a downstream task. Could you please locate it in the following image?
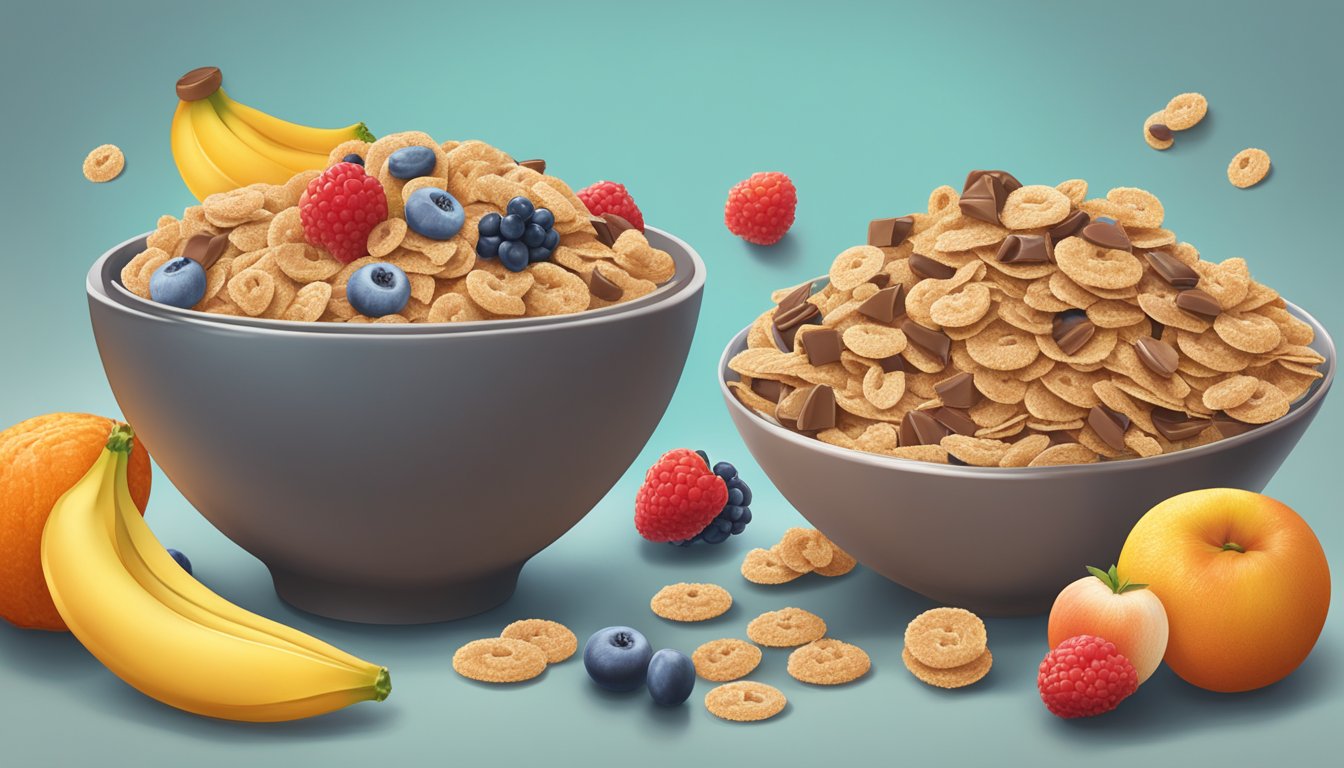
[720,171,1334,615]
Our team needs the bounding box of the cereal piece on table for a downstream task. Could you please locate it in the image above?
[500,619,578,663]
[812,537,858,577]
[83,144,125,182]
[1228,148,1271,189]
[704,682,787,722]
[741,547,805,585]
[775,527,834,572]
[746,607,827,648]
[904,607,987,669]
[1163,92,1208,131]
[650,583,733,622]
[692,639,762,682]
[452,637,548,683]
[902,645,993,689]
[787,639,872,685]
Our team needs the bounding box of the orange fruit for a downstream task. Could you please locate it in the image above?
[0,413,152,630]
[1118,489,1330,692]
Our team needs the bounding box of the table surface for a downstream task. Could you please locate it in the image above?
[1,1,1340,765]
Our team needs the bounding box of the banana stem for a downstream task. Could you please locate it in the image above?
[373,668,392,702]
[106,423,135,453]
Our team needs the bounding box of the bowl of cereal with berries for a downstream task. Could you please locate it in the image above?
[720,171,1333,615]
[88,132,705,624]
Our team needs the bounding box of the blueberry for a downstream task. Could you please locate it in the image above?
[347,263,410,317]
[531,208,555,230]
[506,196,535,220]
[479,212,502,238]
[342,153,365,166]
[499,240,531,272]
[647,649,695,706]
[500,213,526,241]
[166,548,193,576]
[387,145,436,179]
[405,187,465,240]
[584,626,653,692]
[476,235,502,259]
[149,257,207,309]
[543,228,559,250]
[528,246,552,263]
[523,222,547,248]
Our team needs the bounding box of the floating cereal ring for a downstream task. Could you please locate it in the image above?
[227,268,277,316]
[465,269,530,316]
[1143,111,1174,151]
[928,185,959,215]
[281,282,332,322]
[965,319,1040,371]
[1227,148,1271,189]
[367,217,408,259]
[523,263,591,316]
[842,324,907,359]
[1054,237,1144,290]
[82,144,125,182]
[1105,188,1164,228]
[930,283,992,328]
[829,245,885,291]
[1163,92,1208,131]
[999,185,1071,229]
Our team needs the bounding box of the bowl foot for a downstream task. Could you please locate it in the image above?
[268,564,523,625]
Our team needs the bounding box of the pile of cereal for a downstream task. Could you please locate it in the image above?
[120,133,674,322]
[728,170,1326,466]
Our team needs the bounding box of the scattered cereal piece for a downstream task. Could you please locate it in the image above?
[1143,112,1174,151]
[500,619,577,663]
[813,541,858,577]
[902,645,993,689]
[704,681,787,722]
[692,638,762,682]
[452,637,548,683]
[787,638,871,685]
[650,582,733,622]
[775,527,834,572]
[1163,92,1208,131]
[746,607,827,648]
[904,607,988,669]
[741,547,805,584]
[1227,148,1271,189]
[83,144,125,183]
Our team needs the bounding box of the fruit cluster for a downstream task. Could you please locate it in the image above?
[477,196,560,272]
[583,626,695,707]
[634,449,753,546]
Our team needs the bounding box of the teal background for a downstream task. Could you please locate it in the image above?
[1,0,1340,764]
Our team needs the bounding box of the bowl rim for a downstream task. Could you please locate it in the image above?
[718,293,1336,478]
[87,225,706,338]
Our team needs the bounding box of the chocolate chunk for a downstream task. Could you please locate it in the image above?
[796,385,837,432]
[1134,337,1179,377]
[181,232,229,270]
[931,406,978,436]
[1052,311,1097,355]
[1150,320,1166,339]
[1144,250,1200,289]
[900,319,952,366]
[1048,210,1090,245]
[1152,407,1213,441]
[934,372,980,409]
[900,409,951,447]
[1087,405,1131,452]
[1148,124,1173,142]
[585,267,624,302]
[996,234,1050,264]
[800,328,842,366]
[770,323,792,352]
[1080,220,1131,251]
[1047,429,1079,446]
[602,213,635,239]
[870,273,891,289]
[750,378,785,403]
[909,253,957,280]
[964,169,1023,194]
[517,158,547,174]
[867,216,915,247]
[959,173,1007,225]
[1176,288,1222,318]
[774,300,820,332]
[176,66,222,101]
[775,282,814,314]
[878,354,908,373]
[1212,413,1256,438]
[591,216,616,247]
[857,285,905,324]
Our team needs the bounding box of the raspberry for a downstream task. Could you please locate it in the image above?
[725,171,797,245]
[577,181,645,231]
[299,162,389,264]
[1037,635,1139,718]
[634,449,728,543]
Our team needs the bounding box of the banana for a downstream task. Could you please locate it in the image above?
[41,425,390,722]
[170,102,238,201]
[188,98,296,188]
[211,88,374,155]
[207,92,331,172]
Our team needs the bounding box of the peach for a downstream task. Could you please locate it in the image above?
[1048,565,1169,684]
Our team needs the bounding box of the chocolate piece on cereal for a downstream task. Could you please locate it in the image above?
[796,385,837,432]
[934,372,980,409]
[181,232,230,270]
[1086,405,1131,452]
[602,213,635,239]
[1052,312,1097,356]
[1049,210,1091,245]
[517,158,547,173]
[800,328,843,366]
[1212,412,1257,437]
[584,266,624,302]
[1135,337,1180,377]
[900,319,951,365]
[996,234,1050,264]
[590,216,616,246]
[959,170,1021,225]
[857,285,906,324]
[930,406,978,436]
[909,252,957,280]
[1144,249,1200,289]
[1148,123,1174,142]
[774,302,822,348]
[868,215,915,247]
[1080,219,1132,251]
[879,354,908,373]
[1176,288,1223,318]
[776,281,814,313]
[750,378,786,403]
[900,409,951,447]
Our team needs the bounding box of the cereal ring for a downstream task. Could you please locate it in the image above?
[904,607,987,669]
[787,639,871,685]
[741,547,804,585]
[862,367,907,410]
[400,175,448,208]
[829,245,885,291]
[613,230,675,284]
[928,185,960,215]
[972,367,1028,404]
[265,206,305,247]
[1143,111,1174,151]
[940,435,1011,467]
[1163,92,1208,131]
[965,320,1040,371]
[530,181,579,224]
[746,607,827,648]
[367,217,408,259]
[1136,292,1211,334]
[1213,310,1282,354]
[1040,367,1106,409]
[227,220,268,253]
[1176,328,1253,373]
[999,185,1071,229]
[813,540,857,576]
[1202,375,1259,411]
[650,582,733,622]
[523,262,590,316]
[281,282,332,322]
[1028,442,1099,467]
[272,243,341,283]
[1124,428,1164,458]
[1223,380,1290,424]
[465,269,530,316]
[326,139,370,168]
[202,187,265,227]
[998,433,1051,467]
[1227,148,1271,189]
[776,528,834,572]
[500,619,578,663]
[692,639,762,682]
[426,293,486,323]
[704,682,787,722]
[120,247,173,298]
[1054,237,1144,290]
[1025,381,1089,422]
[1049,271,1100,309]
[1056,178,1088,205]
[902,646,993,689]
[363,132,443,187]
[1105,187,1165,229]
[452,637,548,684]
[82,144,125,182]
[227,268,277,317]
[842,324,907,359]
[930,283,993,328]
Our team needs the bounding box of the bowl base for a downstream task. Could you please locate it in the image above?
[268,564,523,625]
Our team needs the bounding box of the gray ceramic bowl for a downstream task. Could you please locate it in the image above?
[720,297,1334,616]
[88,228,705,624]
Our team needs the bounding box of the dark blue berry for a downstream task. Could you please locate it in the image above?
[166,548,193,575]
[507,196,535,220]
[477,235,502,258]
[342,154,365,166]
[543,228,560,250]
[672,453,752,546]
[479,212,502,238]
[500,214,526,240]
[528,246,552,263]
[388,145,437,179]
[531,208,555,230]
[523,223,547,248]
[499,240,530,272]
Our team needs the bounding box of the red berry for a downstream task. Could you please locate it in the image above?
[725,171,797,245]
[1037,634,1139,719]
[299,162,389,264]
[634,449,728,543]
[577,180,645,231]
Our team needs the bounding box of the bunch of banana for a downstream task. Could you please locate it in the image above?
[41,424,390,722]
[170,66,374,201]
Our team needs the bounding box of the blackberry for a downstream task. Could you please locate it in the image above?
[673,452,752,546]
